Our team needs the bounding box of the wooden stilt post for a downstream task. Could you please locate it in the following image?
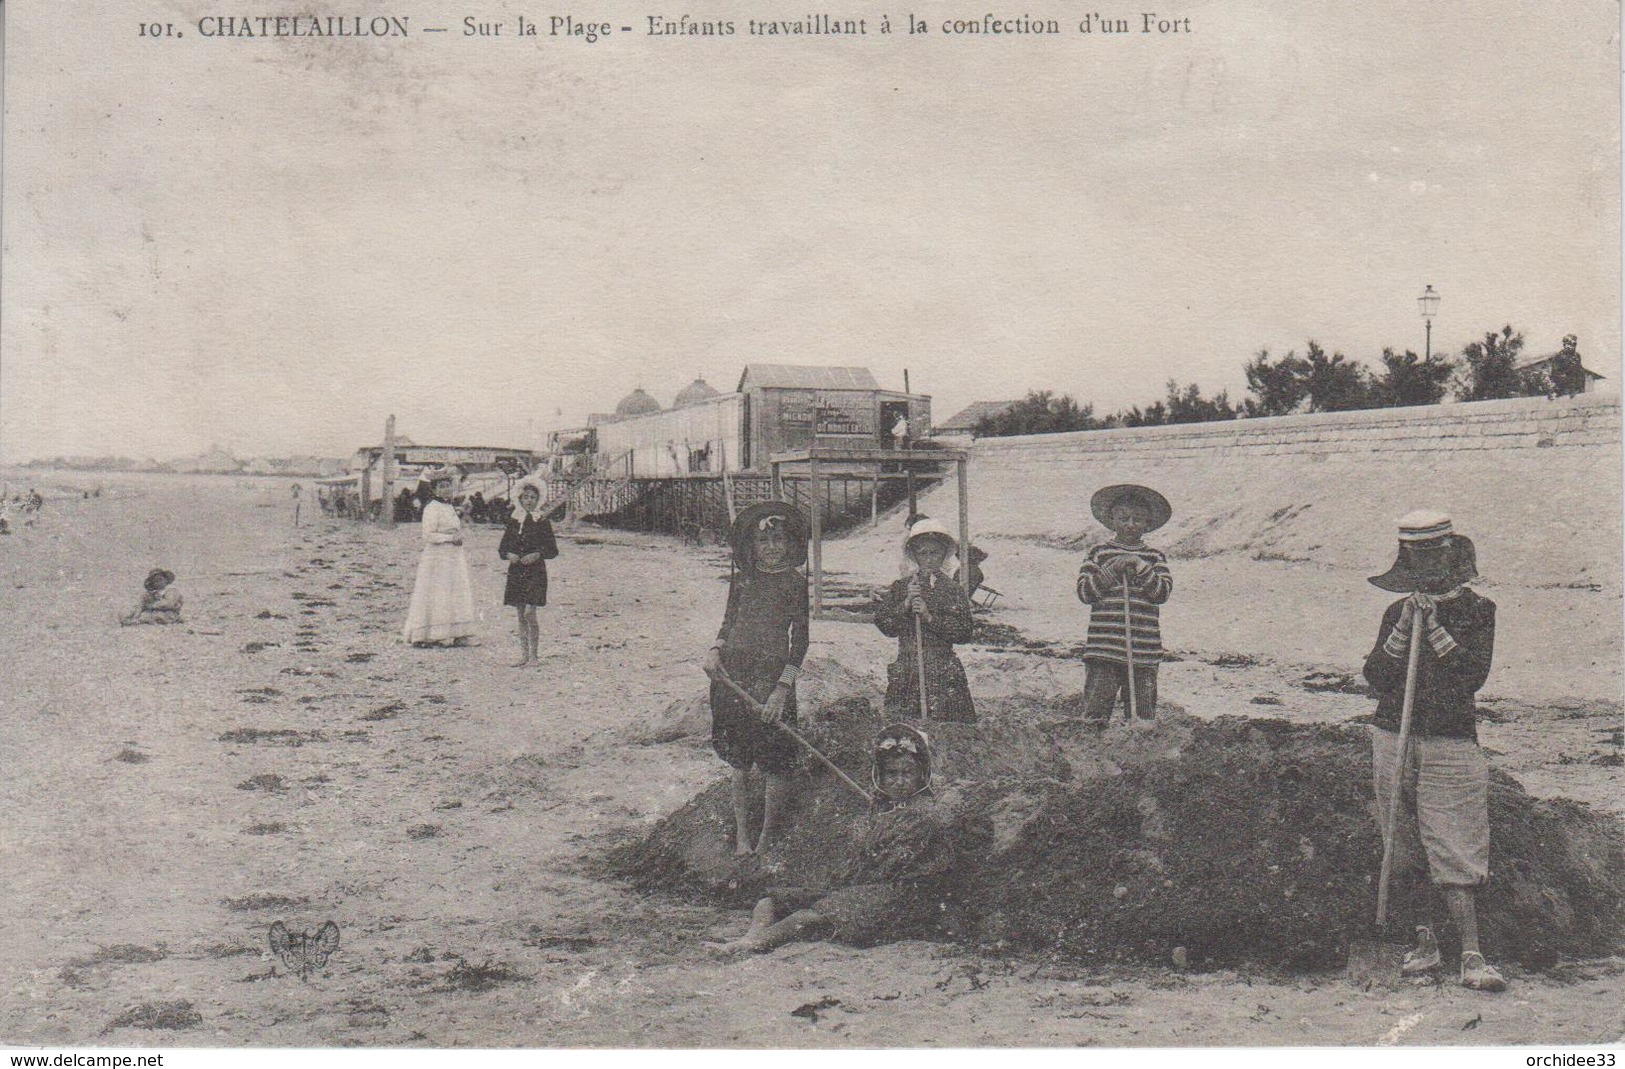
[380,415,397,529]
[871,474,879,526]
[360,463,372,524]
[808,454,823,619]
[956,456,971,588]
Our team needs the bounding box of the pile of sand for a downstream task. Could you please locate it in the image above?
[610,698,1624,970]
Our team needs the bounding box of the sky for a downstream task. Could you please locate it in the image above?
[2,0,1618,460]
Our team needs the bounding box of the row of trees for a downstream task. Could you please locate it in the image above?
[974,326,1571,436]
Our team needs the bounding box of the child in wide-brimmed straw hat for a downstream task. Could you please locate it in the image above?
[703,501,811,856]
[1361,510,1506,992]
[873,519,977,723]
[1076,484,1174,724]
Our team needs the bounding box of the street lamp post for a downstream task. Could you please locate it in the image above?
[1417,284,1440,360]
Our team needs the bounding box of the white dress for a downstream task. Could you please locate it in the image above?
[402,500,477,644]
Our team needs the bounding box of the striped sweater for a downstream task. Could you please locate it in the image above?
[1075,539,1173,663]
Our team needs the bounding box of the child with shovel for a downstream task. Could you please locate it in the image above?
[704,502,810,856]
[1362,510,1505,992]
[873,519,977,723]
[1076,484,1174,724]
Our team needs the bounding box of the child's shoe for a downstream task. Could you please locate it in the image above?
[1459,951,1507,992]
[1399,925,1441,976]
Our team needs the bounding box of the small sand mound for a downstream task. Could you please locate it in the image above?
[611,701,1624,970]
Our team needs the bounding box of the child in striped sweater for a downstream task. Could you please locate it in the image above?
[1075,484,1174,724]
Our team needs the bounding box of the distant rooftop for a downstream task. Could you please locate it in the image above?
[1517,351,1605,379]
[938,400,1021,432]
[738,364,880,392]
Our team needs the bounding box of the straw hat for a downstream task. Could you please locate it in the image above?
[1090,484,1172,531]
[1368,510,1479,593]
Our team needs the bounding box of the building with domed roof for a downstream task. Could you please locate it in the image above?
[590,365,931,478]
[673,377,721,408]
[614,387,663,418]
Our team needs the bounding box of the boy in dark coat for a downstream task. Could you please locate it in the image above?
[498,483,559,667]
[1362,510,1505,992]
[704,502,811,855]
[874,519,977,723]
[1076,484,1174,724]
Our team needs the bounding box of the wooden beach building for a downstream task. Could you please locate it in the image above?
[546,365,941,546]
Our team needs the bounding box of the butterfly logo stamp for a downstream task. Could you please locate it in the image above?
[268,920,340,981]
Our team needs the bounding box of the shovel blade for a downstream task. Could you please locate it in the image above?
[1345,937,1405,990]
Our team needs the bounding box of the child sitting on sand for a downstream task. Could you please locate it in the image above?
[1075,484,1174,724]
[710,723,961,956]
[874,519,976,723]
[703,502,811,856]
[120,568,184,626]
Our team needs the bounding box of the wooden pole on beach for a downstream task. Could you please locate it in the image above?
[808,454,823,619]
[380,415,397,529]
[956,456,970,587]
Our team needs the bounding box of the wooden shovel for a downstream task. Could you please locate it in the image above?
[711,668,873,802]
[1122,574,1139,721]
[1347,608,1424,988]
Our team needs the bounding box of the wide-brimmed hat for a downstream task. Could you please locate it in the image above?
[872,722,934,799]
[730,501,809,570]
[1090,484,1172,532]
[904,517,958,557]
[144,568,176,589]
[1368,510,1479,593]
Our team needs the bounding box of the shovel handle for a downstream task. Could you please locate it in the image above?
[1122,574,1138,721]
[913,611,931,722]
[711,668,873,802]
[1375,614,1424,931]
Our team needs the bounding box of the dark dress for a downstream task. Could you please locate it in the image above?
[874,571,977,723]
[710,566,810,774]
[498,512,559,607]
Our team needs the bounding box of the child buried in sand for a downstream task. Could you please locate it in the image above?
[703,502,810,856]
[710,723,961,956]
[120,568,184,625]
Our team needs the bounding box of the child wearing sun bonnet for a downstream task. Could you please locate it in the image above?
[873,518,977,723]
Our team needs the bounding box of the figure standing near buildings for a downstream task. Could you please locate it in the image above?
[1549,334,1587,398]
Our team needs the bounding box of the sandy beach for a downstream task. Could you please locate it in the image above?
[1,470,1619,1048]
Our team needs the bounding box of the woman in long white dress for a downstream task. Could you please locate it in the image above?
[402,473,478,646]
